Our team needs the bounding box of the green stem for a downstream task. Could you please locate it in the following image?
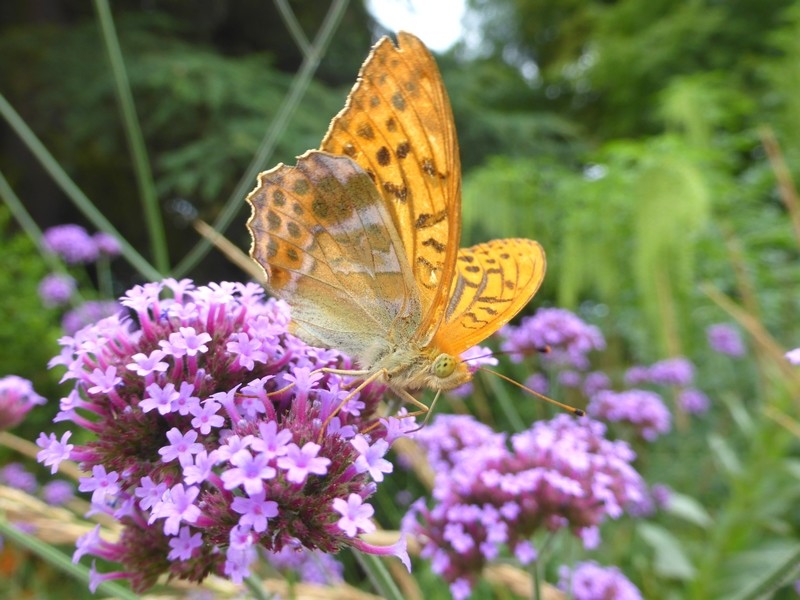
[352,549,405,600]
[0,516,138,599]
[530,559,542,600]
[0,170,86,305]
[275,0,311,57]
[0,94,162,281]
[483,369,526,432]
[243,574,275,600]
[92,0,170,273]
[173,0,350,278]
[97,255,114,298]
[0,170,62,273]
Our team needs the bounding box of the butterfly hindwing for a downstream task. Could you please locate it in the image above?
[246,150,421,356]
[433,239,546,354]
[321,32,462,346]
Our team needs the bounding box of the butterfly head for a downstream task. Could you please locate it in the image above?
[429,352,471,391]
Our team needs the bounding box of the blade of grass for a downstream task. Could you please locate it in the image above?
[0,516,138,599]
[0,93,162,281]
[93,0,170,273]
[173,0,350,278]
[275,0,311,57]
[760,126,800,248]
[702,283,800,395]
[352,549,405,600]
[0,170,67,273]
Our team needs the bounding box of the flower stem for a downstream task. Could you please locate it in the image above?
[352,548,405,600]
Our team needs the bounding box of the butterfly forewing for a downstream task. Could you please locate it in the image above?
[433,239,546,354]
[321,32,462,346]
[247,32,547,397]
[246,151,421,356]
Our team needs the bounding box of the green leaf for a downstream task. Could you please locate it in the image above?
[665,492,713,529]
[718,541,800,600]
[708,432,742,476]
[638,522,696,581]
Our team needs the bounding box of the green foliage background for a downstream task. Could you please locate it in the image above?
[2,0,800,598]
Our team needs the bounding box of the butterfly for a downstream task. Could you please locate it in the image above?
[246,32,546,417]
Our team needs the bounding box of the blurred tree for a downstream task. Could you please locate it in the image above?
[0,1,375,286]
[467,0,795,138]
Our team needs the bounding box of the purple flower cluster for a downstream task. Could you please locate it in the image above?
[678,388,710,414]
[557,561,642,600]
[61,301,122,335]
[37,280,410,593]
[0,462,75,505]
[38,273,77,307]
[42,224,99,264]
[0,375,46,430]
[405,414,645,599]
[93,232,122,257]
[500,308,605,370]
[42,224,121,265]
[264,543,344,584]
[626,357,694,387]
[1,462,38,493]
[706,323,746,357]
[587,389,672,441]
[623,357,710,417]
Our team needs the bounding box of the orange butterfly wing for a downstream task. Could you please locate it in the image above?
[246,151,421,356]
[433,239,546,355]
[320,32,461,347]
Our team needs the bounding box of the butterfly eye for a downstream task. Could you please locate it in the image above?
[432,354,457,378]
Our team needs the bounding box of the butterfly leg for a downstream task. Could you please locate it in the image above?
[316,368,388,442]
[402,390,440,433]
[359,389,434,435]
[265,367,371,397]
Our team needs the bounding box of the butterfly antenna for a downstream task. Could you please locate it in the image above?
[460,346,552,365]
[477,367,585,416]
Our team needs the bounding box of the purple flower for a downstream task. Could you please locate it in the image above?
[459,345,499,372]
[786,348,800,365]
[407,414,646,593]
[0,375,46,429]
[678,388,710,415]
[647,357,695,387]
[351,436,393,482]
[265,543,344,584]
[333,493,376,537]
[78,465,120,505]
[582,371,611,396]
[36,431,74,474]
[277,442,331,484]
[0,463,38,493]
[231,489,279,532]
[500,308,605,369]
[624,365,650,386]
[61,301,120,335]
[167,526,203,561]
[524,372,549,395]
[158,428,204,467]
[38,273,76,307]
[149,483,201,535]
[93,232,121,257]
[39,280,404,593]
[651,483,672,508]
[707,323,746,357]
[558,561,643,600]
[42,480,75,505]
[42,224,99,264]
[587,389,672,441]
